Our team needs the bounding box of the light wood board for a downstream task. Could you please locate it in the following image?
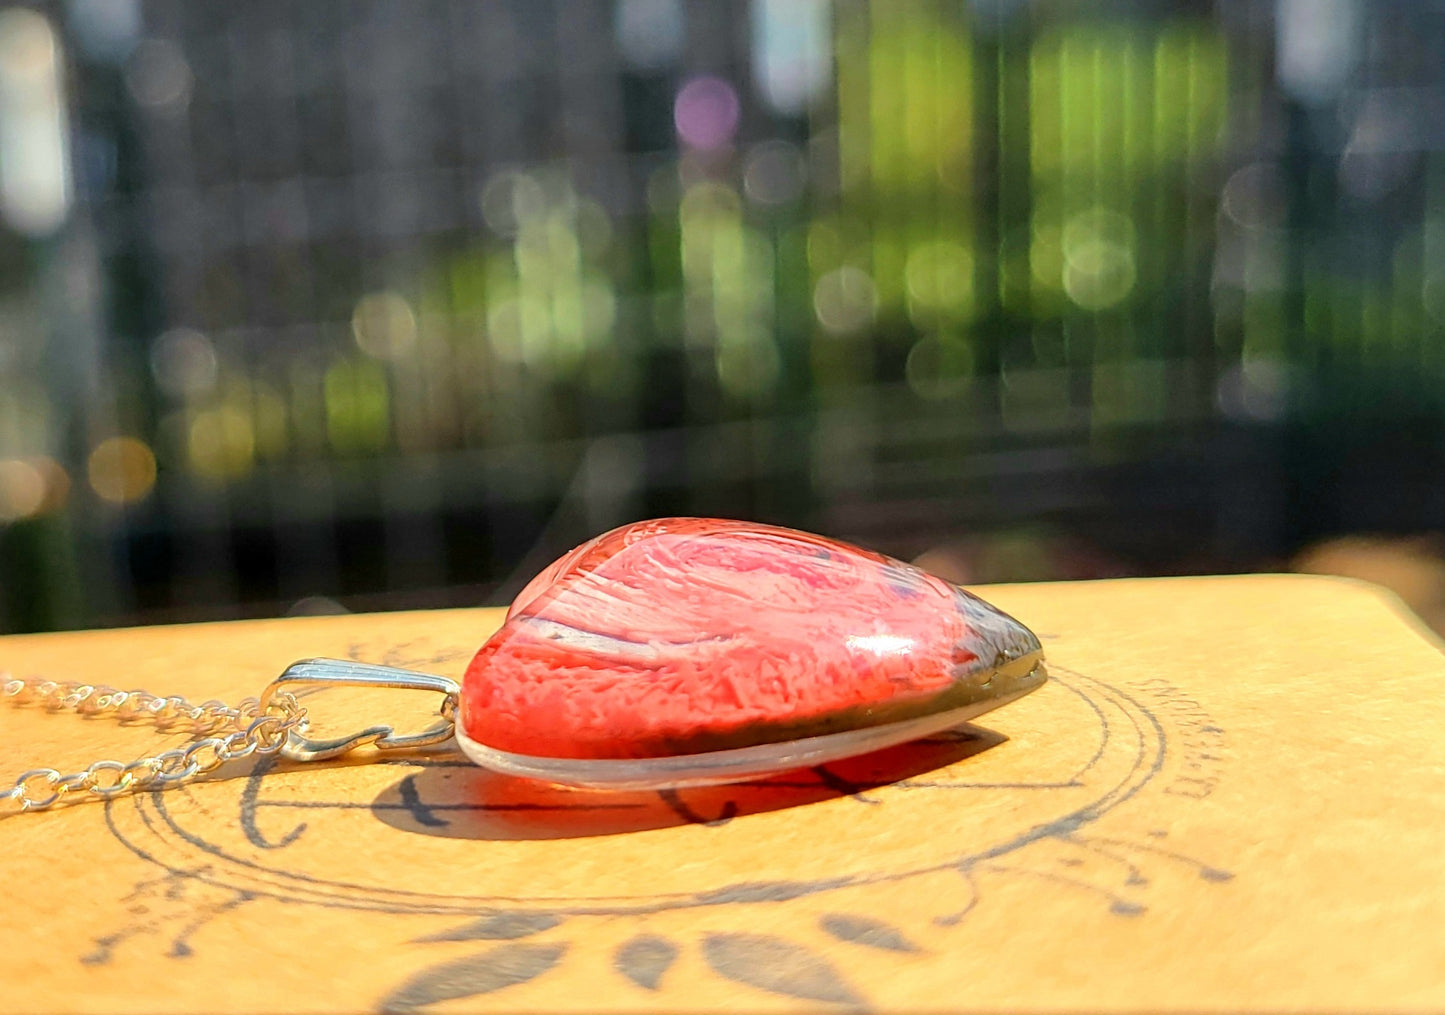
[1,574,1442,1012]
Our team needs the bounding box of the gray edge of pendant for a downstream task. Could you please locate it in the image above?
[454,664,1045,791]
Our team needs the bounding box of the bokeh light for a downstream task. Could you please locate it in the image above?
[743,141,807,206]
[124,37,191,112]
[87,437,156,505]
[189,406,256,480]
[905,240,975,324]
[752,0,831,115]
[352,292,418,360]
[906,334,974,399]
[614,0,683,69]
[0,456,68,521]
[0,458,48,521]
[1061,208,1136,311]
[479,171,548,237]
[673,76,740,151]
[0,7,70,237]
[813,266,877,335]
[150,328,218,399]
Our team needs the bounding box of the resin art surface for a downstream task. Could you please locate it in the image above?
[457,518,1046,786]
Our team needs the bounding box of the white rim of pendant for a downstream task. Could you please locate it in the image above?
[454,668,1044,791]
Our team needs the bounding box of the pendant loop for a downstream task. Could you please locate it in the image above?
[260,659,460,763]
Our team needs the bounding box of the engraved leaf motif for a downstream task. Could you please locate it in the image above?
[703,932,865,1007]
[613,934,679,991]
[413,911,562,942]
[820,913,920,953]
[378,942,566,1013]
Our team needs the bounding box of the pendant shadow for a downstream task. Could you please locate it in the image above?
[368,723,1006,840]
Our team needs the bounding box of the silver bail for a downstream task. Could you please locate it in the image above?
[259,659,460,763]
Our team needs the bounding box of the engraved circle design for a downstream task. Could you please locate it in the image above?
[104,666,1163,916]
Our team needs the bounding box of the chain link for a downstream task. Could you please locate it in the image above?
[1,673,307,815]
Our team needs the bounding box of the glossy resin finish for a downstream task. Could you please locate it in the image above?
[459,518,1045,762]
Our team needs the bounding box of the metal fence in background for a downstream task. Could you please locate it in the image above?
[0,0,1440,631]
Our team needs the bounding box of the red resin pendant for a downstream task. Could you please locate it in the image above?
[455,518,1045,789]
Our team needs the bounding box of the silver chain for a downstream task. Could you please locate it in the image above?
[1,673,306,815]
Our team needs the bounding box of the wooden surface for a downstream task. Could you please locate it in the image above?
[1,574,1443,1013]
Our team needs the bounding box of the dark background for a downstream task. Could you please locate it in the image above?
[1,0,1443,633]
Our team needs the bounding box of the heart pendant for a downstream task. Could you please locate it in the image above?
[5,519,1046,813]
[454,518,1046,789]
